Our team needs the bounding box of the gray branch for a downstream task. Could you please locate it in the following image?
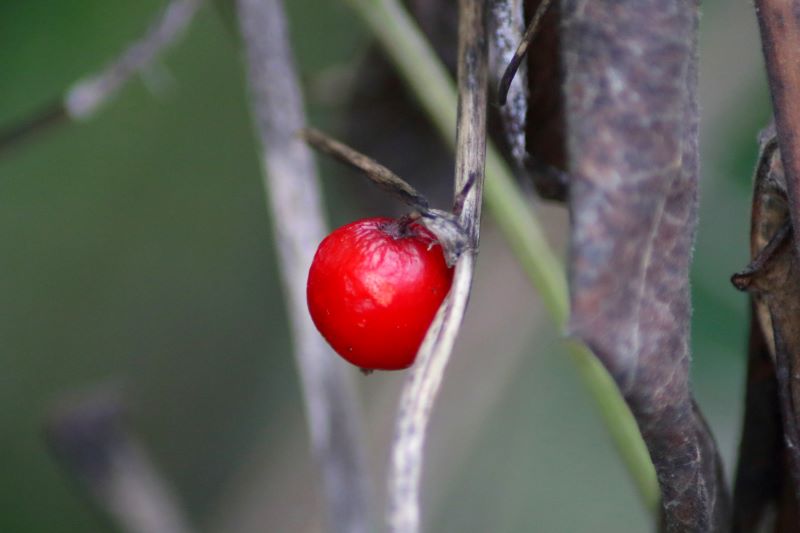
[65,0,202,120]
[0,0,201,154]
[235,1,372,532]
[387,1,488,532]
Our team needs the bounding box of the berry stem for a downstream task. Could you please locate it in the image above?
[300,127,431,211]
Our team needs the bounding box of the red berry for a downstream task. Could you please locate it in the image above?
[307,217,454,371]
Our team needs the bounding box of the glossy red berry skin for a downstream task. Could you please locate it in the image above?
[307,217,454,371]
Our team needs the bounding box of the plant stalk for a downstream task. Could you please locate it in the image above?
[343,0,659,514]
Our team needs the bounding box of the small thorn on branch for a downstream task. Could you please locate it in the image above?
[453,172,476,215]
[731,220,792,292]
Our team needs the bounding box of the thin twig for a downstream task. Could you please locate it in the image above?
[343,0,658,514]
[300,127,430,210]
[497,0,553,106]
[387,2,488,532]
[0,104,66,156]
[300,127,470,266]
[0,0,201,156]
[235,1,372,532]
[46,392,195,533]
[65,0,201,119]
[755,0,800,261]
[489,0,527,163]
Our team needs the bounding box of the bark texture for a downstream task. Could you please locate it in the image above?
[561,1,728,530]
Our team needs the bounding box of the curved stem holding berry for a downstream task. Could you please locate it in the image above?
[343,0,659,522]
[387,3,488,532]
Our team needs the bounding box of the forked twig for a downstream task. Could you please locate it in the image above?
[0,0,202,156]
[387,1,488,532]
[497,0,553,106]
[46,392,195,533]
[235,1,371,532]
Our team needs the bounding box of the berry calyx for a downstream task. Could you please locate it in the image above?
[307,217,454,371]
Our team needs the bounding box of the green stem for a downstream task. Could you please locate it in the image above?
[343,0,659,514]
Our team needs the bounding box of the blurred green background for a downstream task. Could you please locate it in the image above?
[0,1,769,531]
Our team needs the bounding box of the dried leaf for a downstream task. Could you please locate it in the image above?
[561,1,728,529]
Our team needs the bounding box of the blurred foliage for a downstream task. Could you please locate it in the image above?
[0,0,772,532]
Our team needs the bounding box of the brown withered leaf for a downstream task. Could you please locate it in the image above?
[560,1,728,530]
[732,125,800,531]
